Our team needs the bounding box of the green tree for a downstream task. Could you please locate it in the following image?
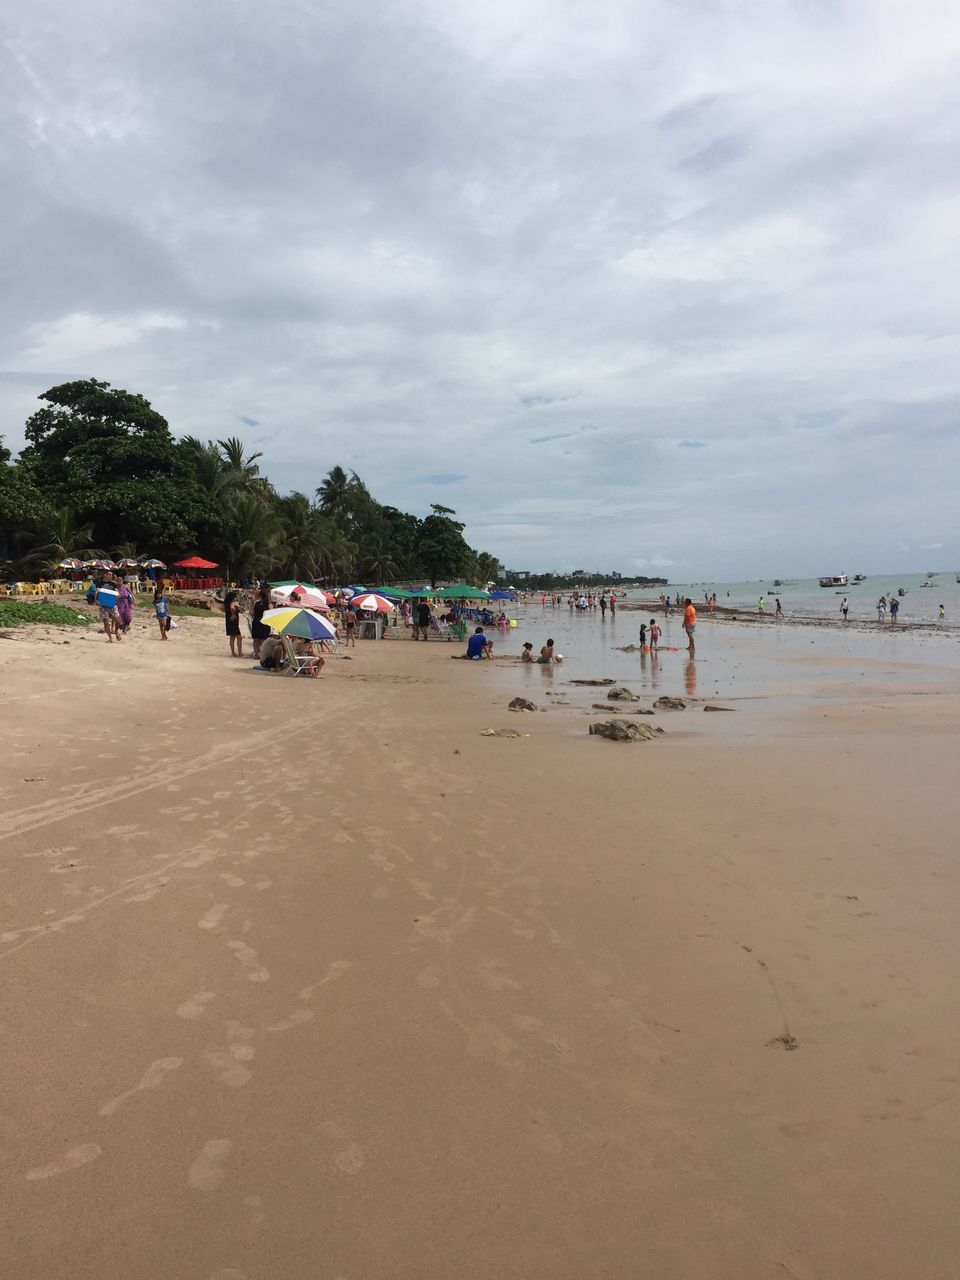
[418,505,474,588]
[273,492,335,581]
[362,533,398,584]
[212,493,279,581]
[20,379,211,555]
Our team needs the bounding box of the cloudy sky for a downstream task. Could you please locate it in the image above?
[3,0,960,578]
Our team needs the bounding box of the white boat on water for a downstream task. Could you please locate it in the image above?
[819,574,848,587]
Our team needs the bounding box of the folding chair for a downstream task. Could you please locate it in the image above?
[282,635,323,677]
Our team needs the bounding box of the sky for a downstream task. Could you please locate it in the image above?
[3,0,960,580]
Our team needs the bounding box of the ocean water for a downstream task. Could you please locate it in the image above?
[624,571,959,624]
[478,600,960,716]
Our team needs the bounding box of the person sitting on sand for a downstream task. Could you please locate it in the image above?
[521,642,535,662]
[537,639,556,664]
[466,627,492,660]
[259,633,285,670]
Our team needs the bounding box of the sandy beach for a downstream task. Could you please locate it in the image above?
[3,608,960,1279]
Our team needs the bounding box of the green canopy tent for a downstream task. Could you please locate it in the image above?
[435,584,491,600]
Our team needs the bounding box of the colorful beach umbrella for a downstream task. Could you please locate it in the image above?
[262,607,338,642]
[351,593,394,613]
[141,559,166,569]
[85,558,117,570]
[57,558,82,569]
[116,558,140,568]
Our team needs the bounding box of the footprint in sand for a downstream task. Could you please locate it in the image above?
[177,991,216,1020]
[317,1121,365,1176]
[99,1057,183,1115]
[25,1143,102,1182]
[199,904,230,930]
[226,939,270,983]
[188,1139,232,1191]
[219,873,245,888]
[206,1047,254,1088]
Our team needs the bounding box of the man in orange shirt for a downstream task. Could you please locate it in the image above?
[683,597,697,655]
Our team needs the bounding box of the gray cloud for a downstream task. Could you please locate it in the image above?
[3,0,960,577]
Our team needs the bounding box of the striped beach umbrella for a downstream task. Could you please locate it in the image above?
[85,558,117,570]
[351,593,395,613]
[57,558,82,569]
[141,559,166,569]
[116,558,140,568]
[262,607,338,642]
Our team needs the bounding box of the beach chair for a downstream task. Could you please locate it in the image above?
[281,635,322,677]
[431,618,453,641]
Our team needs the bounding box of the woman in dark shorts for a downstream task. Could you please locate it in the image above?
[224,589,243,657]
[250,585,271,658]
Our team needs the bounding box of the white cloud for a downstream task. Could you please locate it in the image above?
[2,0,960,576]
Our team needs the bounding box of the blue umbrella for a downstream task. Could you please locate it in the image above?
[489,590,517,600]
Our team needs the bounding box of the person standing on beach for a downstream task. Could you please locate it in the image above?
[939,603,945,622]
[775,597,783,619]
[890,597,899,624]
[682,598,697,655]
[649,618,660,650]
[609,594,616,616]
[639,622,648,649]
[877,596,886,622]
[599,594,606,618]
[840,596,849,622]
[344,605,357,647]
[224,589,243,657]
[758,595,765,614]
[414,598,431,640]
[250,585,271,658]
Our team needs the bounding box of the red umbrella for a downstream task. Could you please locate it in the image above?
[174,556,219,569]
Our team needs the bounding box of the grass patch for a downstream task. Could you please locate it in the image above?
[168,604,217,617]
[0,601,92,628]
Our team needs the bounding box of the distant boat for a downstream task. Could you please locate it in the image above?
[853,574,867,582]
[819,574,848,587]
[956,573,960,584]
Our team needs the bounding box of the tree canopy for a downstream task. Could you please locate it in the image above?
[1,379,501,587]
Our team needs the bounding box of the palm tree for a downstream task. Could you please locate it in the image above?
[217,437,272,502]
[180,437,238,503]
[316,465,353,516]
[274,492,335,581]
[36,508,99,567]
[212,493,279,581]
[362,535,398,584]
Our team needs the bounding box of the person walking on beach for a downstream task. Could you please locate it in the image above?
[890,597,899,624]
[682,598,697,655]
[840,596,849,622]
[649,618,661,651]
[775,597,783,619]
[117,582,133,634]
[609,593,616,616]
[758,595,765,614]
[154,586,170,640]
[599,594,606,618]
[224,589,243,657]
[939,603,945,622]
[877,596,886,623]
[96,579,121,642]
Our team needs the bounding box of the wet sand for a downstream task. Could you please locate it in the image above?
[2,613,960,1279]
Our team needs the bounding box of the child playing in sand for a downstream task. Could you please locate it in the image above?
[649,619,660,650]
[521,642,535,662]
